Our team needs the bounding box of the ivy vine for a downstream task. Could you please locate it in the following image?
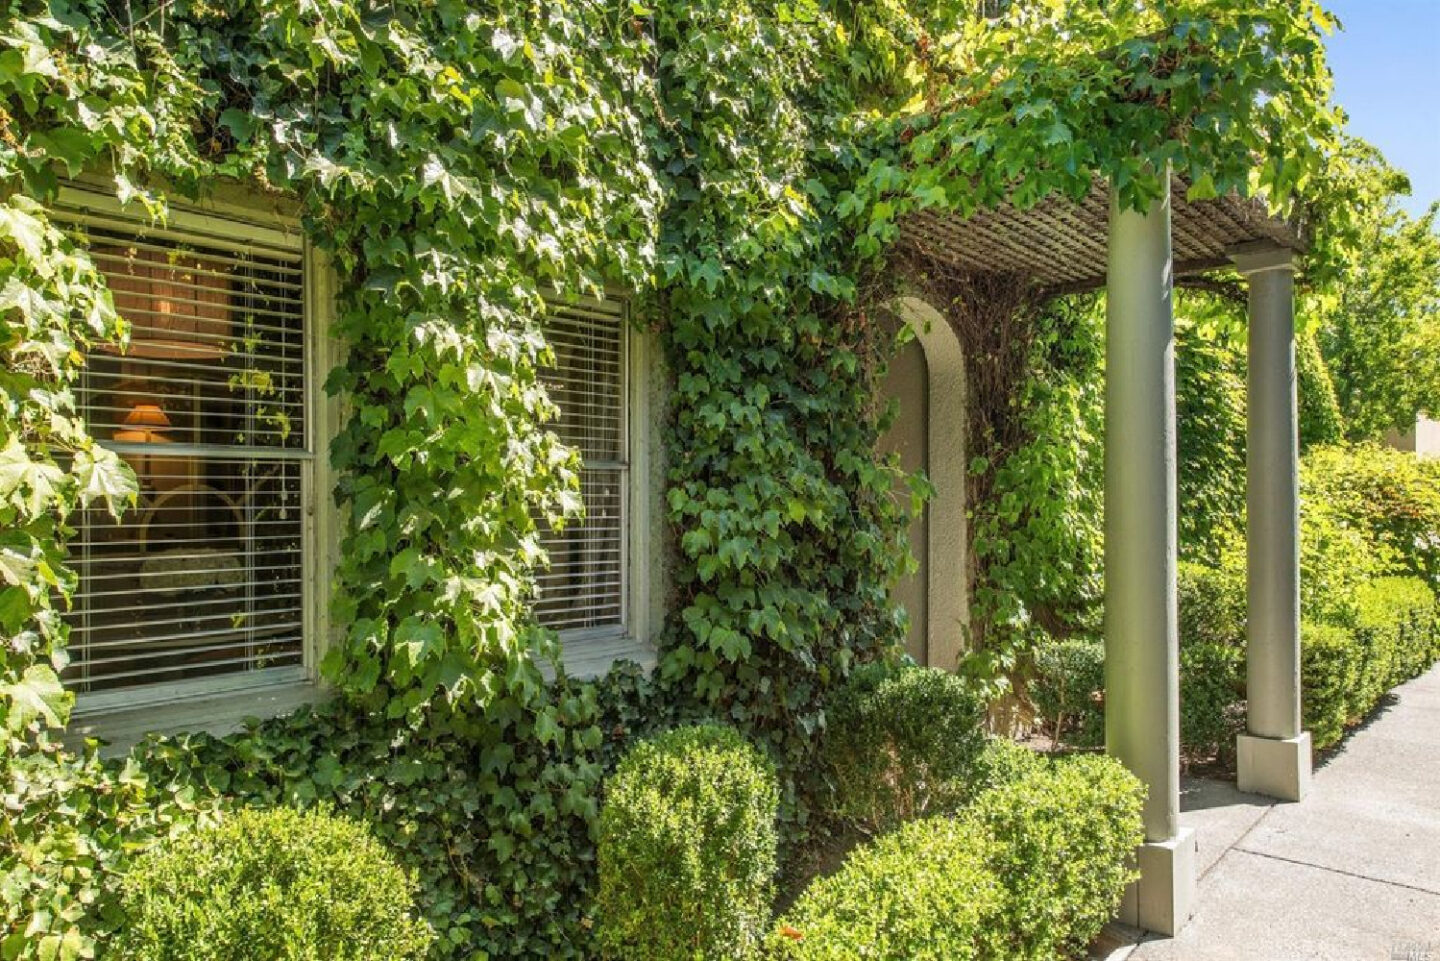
[1,0,1342,958]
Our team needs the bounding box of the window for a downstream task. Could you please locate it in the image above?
[534,295,631,642]
[55,188,322,713]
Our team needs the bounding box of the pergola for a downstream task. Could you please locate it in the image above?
[901,174,1310,935]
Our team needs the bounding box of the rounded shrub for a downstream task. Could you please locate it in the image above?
[767,816,1003,961]
[1029,637,1105,749]
[973,736,1046,791]
[772,751,1143,961]
[966,754,1144,961]
[821,663,987,833]
[112,806,433,961]
[594,724,779,961]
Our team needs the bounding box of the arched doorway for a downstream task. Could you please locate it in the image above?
[876,297,969,670]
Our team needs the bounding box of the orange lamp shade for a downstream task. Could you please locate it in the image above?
[114,404,173,445]
[122,404,171,430]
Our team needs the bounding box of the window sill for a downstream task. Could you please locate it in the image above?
[66,681,327,757]
[550,633,657,682]
[64,638,653,757]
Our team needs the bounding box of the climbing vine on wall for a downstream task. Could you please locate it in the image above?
[1,0,1342,958]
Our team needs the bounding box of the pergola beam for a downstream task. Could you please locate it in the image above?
[1039,255,1244,299]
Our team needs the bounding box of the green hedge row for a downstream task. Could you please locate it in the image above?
[1033,576,1439,758]
[1034,439,1440,759]
[769,753,1143,961]
[1304,578,1440,747]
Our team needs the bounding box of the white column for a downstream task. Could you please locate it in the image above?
[1105,177,1196,936]
[1233,244,1312,802]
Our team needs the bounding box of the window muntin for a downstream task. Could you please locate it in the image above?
[58,204,312,708]
[534,297,629,637]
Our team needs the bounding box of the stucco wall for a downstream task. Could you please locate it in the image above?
[878,334,931,664]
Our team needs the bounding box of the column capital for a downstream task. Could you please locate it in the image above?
[1229,241,1300,276]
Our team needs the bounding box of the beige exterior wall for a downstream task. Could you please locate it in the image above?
[1385,414,1440,458]
[878,336,930,663]
[1420,416,1440,457]
[877,297,969,671]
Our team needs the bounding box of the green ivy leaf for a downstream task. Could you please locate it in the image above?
[1,664,71,731]
[70,447,136,518]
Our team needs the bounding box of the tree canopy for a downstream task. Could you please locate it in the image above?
[1308,140,1440,440]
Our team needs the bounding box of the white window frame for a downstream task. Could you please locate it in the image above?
[56,180,339,745]
[539,295,662,678]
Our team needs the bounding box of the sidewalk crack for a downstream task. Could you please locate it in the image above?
[1195,801,1278,884]
[1231,846,1440,897]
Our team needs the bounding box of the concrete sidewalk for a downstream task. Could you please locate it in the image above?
[1115,664,1440,961]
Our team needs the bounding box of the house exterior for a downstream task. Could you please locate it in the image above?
[51,167,1320,941]
[0,6,1364,953]
[1387,414,1440,458]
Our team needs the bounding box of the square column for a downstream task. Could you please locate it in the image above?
[1232,243,1312,802]
[1105,177,1196,936]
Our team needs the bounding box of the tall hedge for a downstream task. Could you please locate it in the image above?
[1303,445,1440,590]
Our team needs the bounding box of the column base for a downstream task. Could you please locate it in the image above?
[1118,828,1197,936]
[1237,731,1312,801]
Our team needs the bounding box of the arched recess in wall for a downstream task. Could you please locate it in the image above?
[876,296,969,671]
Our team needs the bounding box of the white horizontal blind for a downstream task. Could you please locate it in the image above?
[534,296,628,635]
[57,206,310,705]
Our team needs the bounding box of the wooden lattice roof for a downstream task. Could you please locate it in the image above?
[900,176,1306,293]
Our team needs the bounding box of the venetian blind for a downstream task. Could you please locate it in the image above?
[534,296,628,636]
[56,201,310,707]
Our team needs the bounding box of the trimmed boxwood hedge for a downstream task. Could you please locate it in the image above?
[112,806,432,961]
[820,663,988,833]
[1044,568,1439,758]
[1356,577,1438,686]
[1178,560,1247,648]
[770,752,1143,961]
[1303,577,1440,748]
[966,755,1145,961]
[594,724,779,961]
[1301,621,1361,748]
[1179,642,1246,765]
[766,816,1003,961]
[1029,638,1106,749]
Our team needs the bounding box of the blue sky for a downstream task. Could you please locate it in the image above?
[1324,0,1440,215]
